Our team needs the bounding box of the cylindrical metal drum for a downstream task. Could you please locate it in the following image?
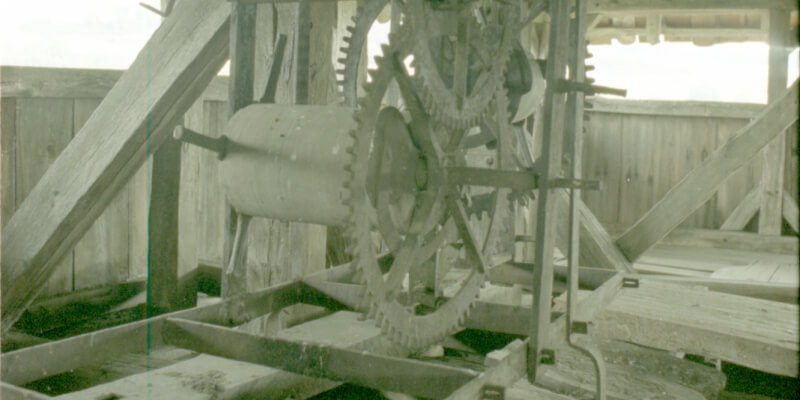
[219,104,356,226]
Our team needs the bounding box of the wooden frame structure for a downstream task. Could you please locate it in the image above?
[1,0,797,397]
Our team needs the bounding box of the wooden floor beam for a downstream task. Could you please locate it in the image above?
[1,0,231,333]
[615,81,798,261]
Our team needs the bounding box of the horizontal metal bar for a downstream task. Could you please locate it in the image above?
[162,318,477,399]
[173,125,227,159]
[550,178,601,191]
[445,166,539,191]
[489,262,618,290]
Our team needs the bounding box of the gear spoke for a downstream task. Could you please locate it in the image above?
[445,191,488,274]
[389,52,444,164]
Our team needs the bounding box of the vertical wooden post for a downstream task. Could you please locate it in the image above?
[147,138,183,313]
[758,9,789,235]
[222,1,257,298]
[528,0,572,382]
[147,0,185,312]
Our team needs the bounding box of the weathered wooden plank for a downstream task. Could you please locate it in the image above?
[127,164,149,281]
[0,65,229,101]
[148,138,183,311]
[616,82,799,261]
[720,185,760,230]
[1,0,232,333]
[589,279,799,377]
[1,98,17,229]
[581,112,623,225]
[660,228,797,254]
[759,9,791,235]
[529,0,572,379]
[535,338,724,400]
[15,98,75,296]
[588,98,761,119]
[586,0,796,12]
[72,98,130,290]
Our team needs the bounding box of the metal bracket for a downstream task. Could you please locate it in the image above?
[570,321,589,335]
[481,384,505,400]
[622,277,640,288]
[540,349,556,365]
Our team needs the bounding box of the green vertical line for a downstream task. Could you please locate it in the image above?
[145,16,153,400]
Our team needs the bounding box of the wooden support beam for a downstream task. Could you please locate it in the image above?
[759,8,791,235]
[659,228,798,254]
[1,263,352,385]
[54,312,407,400]
[615,81,798,261]
[720,185,761,230]
[1,281,299,385]
[222,0,257,299]
[148,138,184,312]
[162,317,477,399]
[528,0,572,380]
[0,0,232,333]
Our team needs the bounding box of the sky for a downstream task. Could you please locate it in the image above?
[0,1,797,104]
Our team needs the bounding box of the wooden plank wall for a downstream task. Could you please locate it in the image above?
[2,67,797,298]
[582,98,798,232]
[0,66,227,298]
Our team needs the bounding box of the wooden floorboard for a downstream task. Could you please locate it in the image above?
[587,279,798,377]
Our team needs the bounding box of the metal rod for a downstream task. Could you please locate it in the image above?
[565,0,606,398]
[172,125,227,159]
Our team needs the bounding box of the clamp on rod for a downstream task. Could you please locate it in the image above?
[173,125,228,160]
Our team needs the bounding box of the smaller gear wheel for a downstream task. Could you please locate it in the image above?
[407,0,517,130]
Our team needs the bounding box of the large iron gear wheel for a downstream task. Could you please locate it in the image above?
[406,0,517,130]
[344,26,516,351]
[337,0,390,107]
